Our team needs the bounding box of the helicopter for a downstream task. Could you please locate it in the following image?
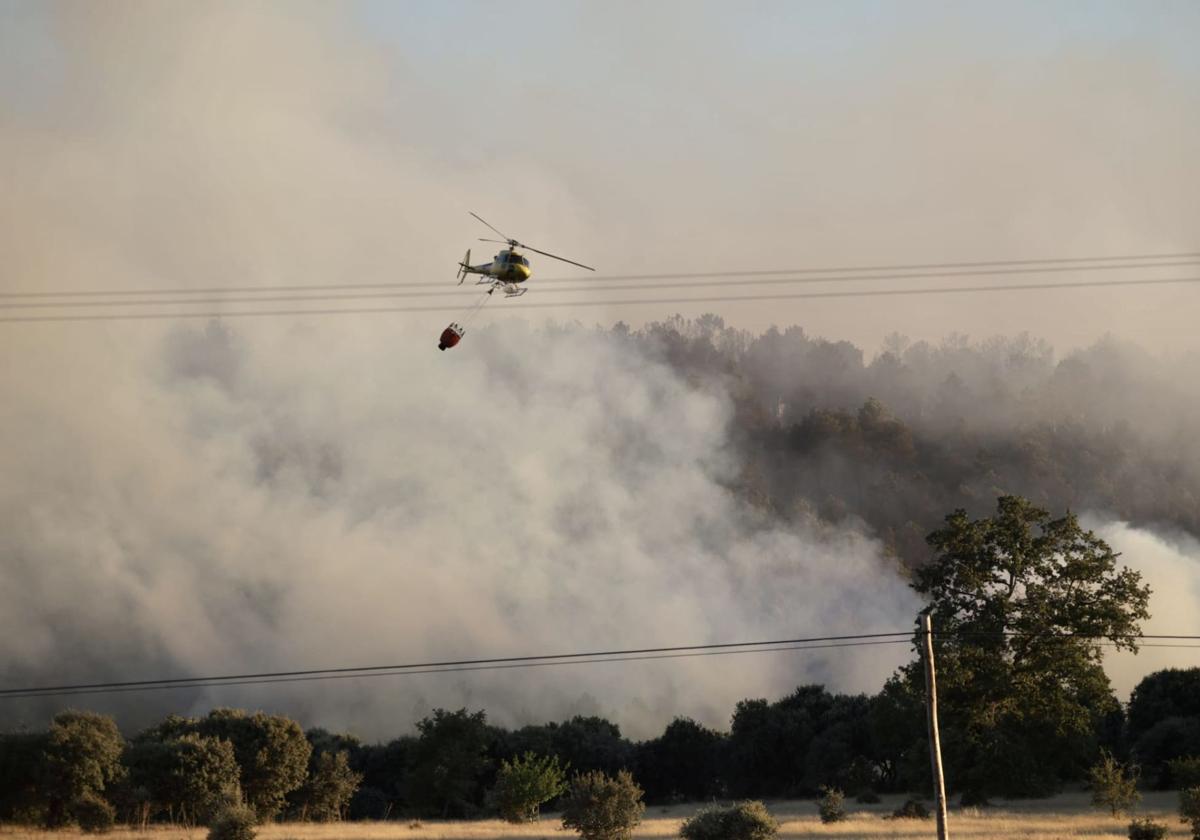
[439,212,595,351]
[456,211,595,297]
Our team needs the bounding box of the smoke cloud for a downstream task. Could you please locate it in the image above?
[0,320,920,738]
[4,2,1200,738]
[1093,521,1200,700]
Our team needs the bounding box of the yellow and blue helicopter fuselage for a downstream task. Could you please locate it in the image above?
[457,249,532,294]
[483,250,531,283]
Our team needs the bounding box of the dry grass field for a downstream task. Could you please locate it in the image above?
[0,792,1191,840]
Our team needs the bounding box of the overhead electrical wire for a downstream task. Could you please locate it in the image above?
[2,641,916,701]
[4,258,1199,312]
[4,631,1198,701]
[4,274,1200,324]
[0,632,913,700]
[3,250,1198,299]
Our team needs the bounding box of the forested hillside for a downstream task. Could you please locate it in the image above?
[598,316,1200,564]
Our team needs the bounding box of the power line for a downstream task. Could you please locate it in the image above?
[4,250,1197,299]
[1,639,914,701]
[5,258,1198,311]
[4,274,1199,325]
[5,630,1198,701]
[0,632,912,699]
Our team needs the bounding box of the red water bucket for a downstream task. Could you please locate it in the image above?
[438,323,464,351]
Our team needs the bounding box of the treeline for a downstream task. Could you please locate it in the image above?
[5,495,1197,828]
[586,316,1200,562]
[3,667,1199,827]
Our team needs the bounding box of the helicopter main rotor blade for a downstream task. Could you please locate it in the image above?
[469,212,509,241]
[519,243,596,272]
[478,238,509,245]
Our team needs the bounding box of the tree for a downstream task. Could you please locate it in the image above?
[38,711,125,826]
[124,733,241,825]
[1133,719,1200,788]
[0,731,49,823]
[193,710,311,821]
[349,736,414,818]
[728,686,874,797]
[1128,669,1200,742]
[560,770,645,840]
[902,496,1151,798]
[549,717,634,777]
[408,709,494,818]
[634,718,725,802]
[489,752,567,822]
[289,751,362,822]
[72,791,116,833]
[1090,751,1141,817]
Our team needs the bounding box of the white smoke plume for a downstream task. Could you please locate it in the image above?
[1092,520,1200,701]
[4,1,1199,739]
[0,320,920,738]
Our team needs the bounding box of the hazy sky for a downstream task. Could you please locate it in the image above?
[2,0,1198,351]
[2,2,1199,736]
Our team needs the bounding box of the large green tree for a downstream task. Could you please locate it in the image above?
[190,709,311,821]
[288,750,362,822]
[408,708,494,818]
[123,733,241,826]
[896,496,1150,798]
[634,718,726,803]
[38,711,126,826]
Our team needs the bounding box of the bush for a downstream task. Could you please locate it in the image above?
[1128,818,1168,840]
[679,801,778,840]
[490,752,568,823]
[816,787,845,824]
[1091,751,1142,817]
[561,770,645,840]
[73,793,115,833]
[891,799,930,819]
[208,804,257,840]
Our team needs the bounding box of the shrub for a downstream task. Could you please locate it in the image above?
[891,799,930,819]
[561,770,645,840]
[816,787,845,824]
[208,804,257,840]
[1128,818,1168,840]
[1091,751,1141,817]
[1181,787,1200,839]
[72,793,115,833]
[490,752,568,823]
[679,801,778,840]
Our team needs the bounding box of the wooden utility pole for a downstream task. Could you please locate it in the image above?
[921,611,950,840]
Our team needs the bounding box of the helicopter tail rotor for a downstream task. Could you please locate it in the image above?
[457,249,471,284]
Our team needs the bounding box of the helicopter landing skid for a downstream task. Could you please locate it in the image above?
[486,282,527,298]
